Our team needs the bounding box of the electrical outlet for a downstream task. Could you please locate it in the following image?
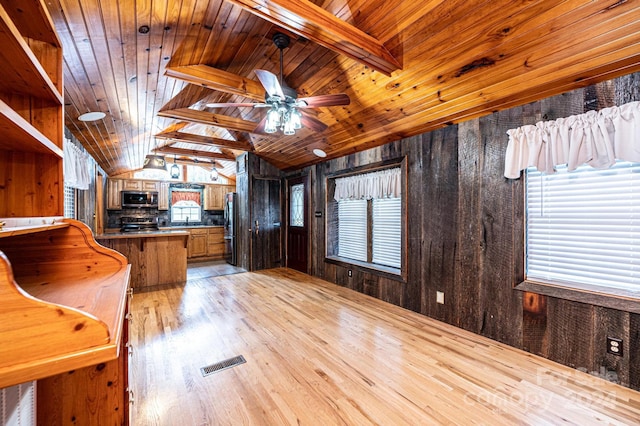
[436,291,445,304]
[348,270,352,277]
[607,337,623,356]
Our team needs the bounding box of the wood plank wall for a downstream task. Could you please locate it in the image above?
[285,72,640,391]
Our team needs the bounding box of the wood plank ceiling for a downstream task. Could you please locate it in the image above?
[47,0,640,180]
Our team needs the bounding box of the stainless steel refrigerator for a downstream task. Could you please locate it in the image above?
[224,192,237,265]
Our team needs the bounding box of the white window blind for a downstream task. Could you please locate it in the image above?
[372,197,401,268]
[338,199,368,262]
[526,161,640,293]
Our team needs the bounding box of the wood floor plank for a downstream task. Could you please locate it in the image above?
[130,268,640,425]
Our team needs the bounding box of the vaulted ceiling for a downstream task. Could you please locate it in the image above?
[47,0,640,180]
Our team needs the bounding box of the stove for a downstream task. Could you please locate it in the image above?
[120,216,159,232]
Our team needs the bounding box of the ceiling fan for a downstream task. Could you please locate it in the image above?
[206,32,350,135]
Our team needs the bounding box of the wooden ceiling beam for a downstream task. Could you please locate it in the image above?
[153,145,236,161]
[165,65,265,102]
[157,108,261,134]
[225,0,401,76]
[155,129,254,151]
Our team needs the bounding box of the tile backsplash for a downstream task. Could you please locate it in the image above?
[106,208,224,229]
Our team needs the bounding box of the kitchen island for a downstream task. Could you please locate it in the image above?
[97,230,189,290]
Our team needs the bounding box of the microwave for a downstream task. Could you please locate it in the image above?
[122,191,158,208]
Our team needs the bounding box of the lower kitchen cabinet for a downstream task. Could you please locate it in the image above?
[188,229,208,258]
[207,227,225,259]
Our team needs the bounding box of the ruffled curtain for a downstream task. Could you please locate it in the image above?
[63,138,91,190]
[504,101,640,179]
[334,168,401,201]
[171,191,201,205]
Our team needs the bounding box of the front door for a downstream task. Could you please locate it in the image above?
[250,177,282,271]
[287,176,309,273]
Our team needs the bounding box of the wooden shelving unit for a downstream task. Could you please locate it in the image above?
[0,0,64,218]
[0,1,131,424]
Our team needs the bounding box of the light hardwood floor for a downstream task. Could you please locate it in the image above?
[130,268,640,425]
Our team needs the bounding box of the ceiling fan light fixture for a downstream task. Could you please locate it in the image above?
[283,118,295,136]
[265,107,280,133]
[290,108,302,130]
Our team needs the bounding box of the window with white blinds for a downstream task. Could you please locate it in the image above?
[338,199,368,262]
[526,161,640,293]
[372,197,401,268]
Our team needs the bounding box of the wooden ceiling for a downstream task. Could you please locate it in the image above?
[48,0,640,179]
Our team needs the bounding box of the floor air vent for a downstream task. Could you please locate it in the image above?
[200,355,246,377]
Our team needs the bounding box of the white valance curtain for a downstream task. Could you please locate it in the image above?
[334,168,401,201]
[63,138,91,190]
[504,101,640,179]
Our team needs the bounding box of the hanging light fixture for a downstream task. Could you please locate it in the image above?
[170,155,180,179]
[142,154,166,170]
[210,164,219,182]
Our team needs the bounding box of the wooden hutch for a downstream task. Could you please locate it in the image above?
[0,0,131,424]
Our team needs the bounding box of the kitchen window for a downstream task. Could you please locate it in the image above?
[524,161,640,298]
[326,161,406,277]
[170,188,203,224]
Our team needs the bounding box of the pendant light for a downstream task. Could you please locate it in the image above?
[210,164,219,182]
[170,155,180,178]
[142,154,166,170]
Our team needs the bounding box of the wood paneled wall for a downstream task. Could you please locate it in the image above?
[294,72,640,391]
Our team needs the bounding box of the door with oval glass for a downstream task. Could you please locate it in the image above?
[287,176,308,273]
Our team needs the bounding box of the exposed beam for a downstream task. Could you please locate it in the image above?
[225,0,401,76]
[155,130,254,152]
[165,65,265,102]
[171,158,224,170]
[157,108,261,134]
[153,146,236,161]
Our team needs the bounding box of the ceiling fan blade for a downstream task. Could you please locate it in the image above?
[297,93,350,108]
[255,69,285,99]
[254,115,268,134]
[300,110,328,132]
[206,102,259,108]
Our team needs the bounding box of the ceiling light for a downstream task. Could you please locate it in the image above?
[313,149,327,158]
[143,154,167,170]
[78,111,106,121]
[210,165,219,182]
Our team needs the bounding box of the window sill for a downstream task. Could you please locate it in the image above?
[515,280,640,314]
[325,256,405,282]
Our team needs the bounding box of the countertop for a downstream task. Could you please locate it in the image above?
[96,230,190,240]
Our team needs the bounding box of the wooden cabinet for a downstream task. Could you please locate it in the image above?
[0,219,131,425]
[0,0,64,218]
[158,181,170,210]
[0,4,130,423]
[204,184,235,210]
[207,227,225,259]
[107,179,165,210]
[188,228,208,258]
[107,178,123,209]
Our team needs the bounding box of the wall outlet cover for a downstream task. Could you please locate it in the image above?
[606,337,623,357]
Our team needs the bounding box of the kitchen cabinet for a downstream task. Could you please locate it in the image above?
[107,178,165,210]
[207,227,225,259]
[188,228,208,258]
[204,184,235,210]
[158,181,170,210]
[107,178,123,209]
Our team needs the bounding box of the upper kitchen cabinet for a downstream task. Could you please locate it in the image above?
[0,0,63,218]
[204,184,235,210]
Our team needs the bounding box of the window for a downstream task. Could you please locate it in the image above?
[170,189,203,224]
[63,184,75,218]
[525,161,640,295]
[290,183,304,227]
[327,164,404,275]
